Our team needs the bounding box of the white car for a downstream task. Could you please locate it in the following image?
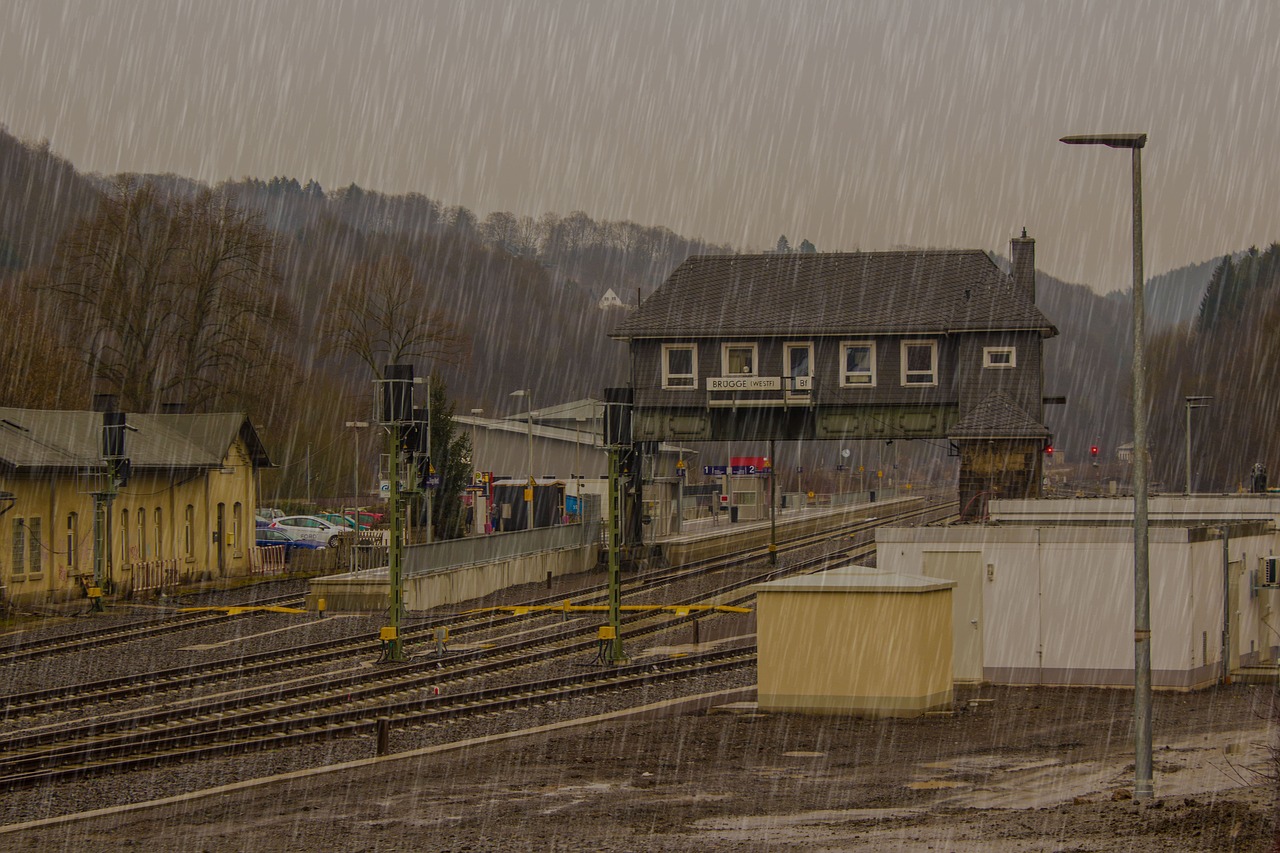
[270,515,349,548]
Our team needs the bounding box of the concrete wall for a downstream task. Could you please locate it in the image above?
[305,536,599,613]
[877,513,1280,689]
[756,584,953,716]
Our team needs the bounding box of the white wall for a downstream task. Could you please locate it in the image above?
[877,519,1279,689]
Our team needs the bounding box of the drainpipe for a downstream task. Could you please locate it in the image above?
[1220,526,1231,685]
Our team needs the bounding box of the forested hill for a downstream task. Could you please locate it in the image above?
[0,129,730,492]
[0,126,1260,492]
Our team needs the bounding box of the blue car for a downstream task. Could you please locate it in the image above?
[255,527,326,560]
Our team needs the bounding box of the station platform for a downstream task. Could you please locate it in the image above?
[652,493,924,567]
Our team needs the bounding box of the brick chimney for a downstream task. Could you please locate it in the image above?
[1010,228,1036,303]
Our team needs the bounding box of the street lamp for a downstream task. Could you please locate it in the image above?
[1061,131,1152,799]
[509,390,535,531]
[575,416,587,500]
[1184,396,1212,495]
[469,409,483,480]
[343,421,369,499]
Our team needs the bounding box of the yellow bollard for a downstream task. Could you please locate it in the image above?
[317,597,327,617]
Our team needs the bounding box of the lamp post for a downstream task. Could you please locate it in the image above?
[344,421,369,499]
[509,390,535,531]
[1184,396,1212,495]
[1061,131,1152,799]
[469,409,483,480]
[575,416,587,500]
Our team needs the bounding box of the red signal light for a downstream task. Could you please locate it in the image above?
[1090,445,1099,457]
[1045,445,1054,455]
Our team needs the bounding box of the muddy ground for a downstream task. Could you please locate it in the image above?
[2,682,1276,852]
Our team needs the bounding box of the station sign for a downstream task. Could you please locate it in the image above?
[706,376,782,391]
[425,474,441,489]
[703,463,772,475]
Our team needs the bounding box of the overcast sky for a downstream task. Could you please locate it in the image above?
[3,0,1278,291]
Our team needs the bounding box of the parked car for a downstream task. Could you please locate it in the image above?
[269,515,350,548]
[257,507,285,520]
[354,510,385,526]
[316,512,368,530]
[255,527,326,560]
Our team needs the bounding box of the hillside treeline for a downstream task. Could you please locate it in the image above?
[1147,246,1280,490]
[0,129,729,498]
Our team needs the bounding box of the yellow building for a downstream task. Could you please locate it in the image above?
[0,408,272,606]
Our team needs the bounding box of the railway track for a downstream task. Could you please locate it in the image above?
[0,500,953,787]
[0,647,755,788]
[0,592,307,666]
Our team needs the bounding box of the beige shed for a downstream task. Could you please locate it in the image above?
[752,566,955,717]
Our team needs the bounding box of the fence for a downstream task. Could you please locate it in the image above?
[124,559,180,595]
[250,545,288,576]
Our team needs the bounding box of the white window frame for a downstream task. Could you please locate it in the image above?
[983,346,1016,369]
[720,343,758,377]
[901,340,938,386]
[840,341,877,387]
[784,342,813,396]
[661,344,698,390]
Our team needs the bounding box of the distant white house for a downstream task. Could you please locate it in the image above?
[598,288,626,309]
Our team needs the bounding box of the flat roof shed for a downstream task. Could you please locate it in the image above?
[752,566,955,717]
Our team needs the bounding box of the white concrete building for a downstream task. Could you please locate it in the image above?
[877,496,1280,690]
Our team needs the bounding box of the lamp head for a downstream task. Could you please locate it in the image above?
[1060,133,1147,150]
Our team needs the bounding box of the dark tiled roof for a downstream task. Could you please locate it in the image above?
[611,251,1056,339]
[0,409,271,471]
[947,391,1049,439]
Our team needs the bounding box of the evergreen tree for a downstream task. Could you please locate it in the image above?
[423,375,471,540]
[799,238,817,253]
[775,235,790,253]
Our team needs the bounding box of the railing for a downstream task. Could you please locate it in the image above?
[250,545,288,576]
[124,559,180,595]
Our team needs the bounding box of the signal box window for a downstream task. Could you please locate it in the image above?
[784,343,813,395]
[840,342,876,387]
[901,340,938,386]
[722,344,756,376]
[983,346,1016,369]
[662,344,697,389]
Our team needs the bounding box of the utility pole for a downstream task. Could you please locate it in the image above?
[602,388,631,666]
[91,409,129,612]
[379,364,415,663]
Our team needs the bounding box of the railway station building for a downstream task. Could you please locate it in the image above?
[609,232,1058,521]
[0,407,272,606]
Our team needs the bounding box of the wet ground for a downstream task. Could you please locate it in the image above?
[2,682,1274,851]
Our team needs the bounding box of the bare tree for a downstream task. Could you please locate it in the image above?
[42,178,288,411]
[322,254,468,379]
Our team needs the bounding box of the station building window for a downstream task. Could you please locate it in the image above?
[721,343,757,376]
[184,505,194,558]
[11,518,24,577]
[662,344,697,389]
[67,512,78,570]
[983,346,1016,369]
[901,340,938,386]
[840,341,876,387]
[120,508,130,564]
[28,517,41,575]
[784,343,813,394]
